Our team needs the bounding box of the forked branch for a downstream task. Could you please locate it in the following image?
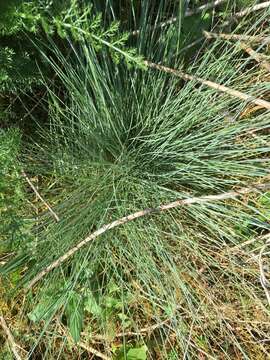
[26,183,270,289]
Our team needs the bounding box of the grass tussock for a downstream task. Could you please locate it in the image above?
[1,1,270,359]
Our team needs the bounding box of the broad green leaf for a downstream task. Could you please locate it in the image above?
[84,291,102,317]
[126,345,147,360]
[164,304,175,317]
[104,296,122,310]
[117,313,132,328]
[108,281,119,294]
[259,192,270,207]
[28,296,58,323]
[66,291,84,343]
[28,302,48,323]
[116,345,148,360]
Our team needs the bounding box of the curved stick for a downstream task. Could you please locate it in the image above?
[22,171,60,222]
[145,61,270,110]
[26,183,270,290]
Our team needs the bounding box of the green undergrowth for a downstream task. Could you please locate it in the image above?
[1,1,270,359]
[0,129,32,253]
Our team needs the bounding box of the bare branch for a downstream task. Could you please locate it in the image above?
[131,0,225,36]
[26,183,270,290]
[203,31,270,44]
[240,42,270,72]
[227,232,270,253]
[115,319,169,337]
[78,342,111,360]
[220,1,270,27]
[234,1,270,18]
[131,1,270,36]
[0,316,23,360]
[203,32,270,70]
[185,0,225,17]
[22,171,60,222]
[90,319,170,341]
[259,234,270,306]
[145,60,270,110]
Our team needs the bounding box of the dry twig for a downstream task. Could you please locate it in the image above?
[145,60,270,109]
[227,232,270,253]
[90,319,170,341]
[259,234,270,306]
[234,1,270,18]
[58,325,111,360]
[115,319,169,337]
[26,183,270,289]
[22,170,60,222]
[221,1,270,27]
[131,0,225,35]
[239,42,270,72]
[78,342,111,360]
[203,31,270,44]
[0,316,23,360]
[132,1,270,36]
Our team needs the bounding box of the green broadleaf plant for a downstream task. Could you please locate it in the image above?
[65,291,84,343]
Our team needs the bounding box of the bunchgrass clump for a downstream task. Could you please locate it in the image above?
[1,2,270,359]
